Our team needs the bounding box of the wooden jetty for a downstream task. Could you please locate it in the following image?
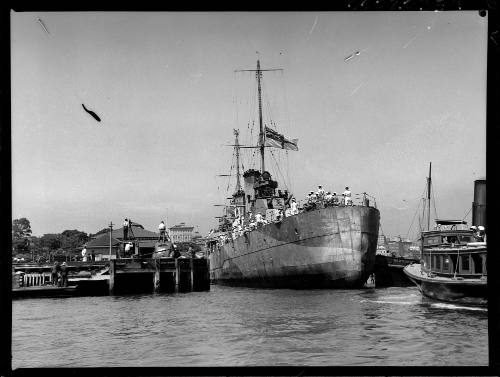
[109,257,210,294]
[12,258,210,298]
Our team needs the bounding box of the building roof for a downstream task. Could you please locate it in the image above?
[112,224,158,239]
[87,224,158,248]
[86,237,121,248]
[169,222,194,230]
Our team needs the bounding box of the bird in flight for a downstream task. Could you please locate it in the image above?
[82,104,101,122]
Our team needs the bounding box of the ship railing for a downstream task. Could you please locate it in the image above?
[296,192,377,211]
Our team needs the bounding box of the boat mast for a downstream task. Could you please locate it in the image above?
[256,60,265,173]
[427,162,432,231]
[233,129,242,192]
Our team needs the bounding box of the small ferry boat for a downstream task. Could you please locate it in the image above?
[404,165,487,305]
[404,219,487,305]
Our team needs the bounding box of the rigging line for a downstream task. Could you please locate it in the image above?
[261,79,275,127]
[431,179,438,221]
[280,69,292,138]
[234,71,240,133]
[406,197,423,240]
[461,206,472,222]
[285,150,292,193]
[269,150,288,191]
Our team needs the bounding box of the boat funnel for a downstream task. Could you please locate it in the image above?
[472,179,486,227]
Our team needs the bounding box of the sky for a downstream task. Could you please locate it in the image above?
[11,11,486,240]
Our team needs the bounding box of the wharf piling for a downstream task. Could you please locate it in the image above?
[109,257,210,294]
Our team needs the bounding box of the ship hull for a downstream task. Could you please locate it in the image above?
[209,205,380,289]
[404,263,487,306]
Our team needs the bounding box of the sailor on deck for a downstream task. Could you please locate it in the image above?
[124,242,133,256]
[255,212,264,226]
[324,191,333,206]
[290,198,298,215]
[158,221,167,242]
[332,192,339,205]
[342,187,352,205]
[316,185,325,200]
[123,218,130,241]
[477,225,486,241]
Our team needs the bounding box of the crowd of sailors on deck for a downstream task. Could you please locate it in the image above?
[303,185,353,210]
[210,185,358,244]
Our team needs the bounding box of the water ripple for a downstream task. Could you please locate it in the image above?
[12,286,488,367]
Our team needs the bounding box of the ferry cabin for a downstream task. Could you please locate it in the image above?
[420,226,486,278]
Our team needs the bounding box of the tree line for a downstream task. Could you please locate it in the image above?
[12,217,94,262]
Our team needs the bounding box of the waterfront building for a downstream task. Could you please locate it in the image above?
[168,223,195,243]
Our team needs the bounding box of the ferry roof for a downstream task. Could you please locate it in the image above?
[435,219,467,225]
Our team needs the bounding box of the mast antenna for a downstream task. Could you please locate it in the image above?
[427,162,432,231]
[233,129,242,192]
[235,59,282,174]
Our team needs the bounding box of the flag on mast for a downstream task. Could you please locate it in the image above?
[264,126,299,151]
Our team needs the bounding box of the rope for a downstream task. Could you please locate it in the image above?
[406,196,423,240]
[431,177,438,221]
[461,206,472,222]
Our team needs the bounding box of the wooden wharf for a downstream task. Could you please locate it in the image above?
[12,258,210,297]
[109,257,210,294]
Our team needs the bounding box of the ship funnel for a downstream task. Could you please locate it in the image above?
[472,179,486,227]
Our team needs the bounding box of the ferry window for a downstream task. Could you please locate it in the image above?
[461,255,470,272]
[435,255,441,270]
[425,236,441,245]
[450,255,458,273]
[472,254,483,274]
[459,235,472,243]
[443,257,450,272]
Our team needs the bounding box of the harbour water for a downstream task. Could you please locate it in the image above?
[12,285,488,368]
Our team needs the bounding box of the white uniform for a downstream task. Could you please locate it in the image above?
[81,248,87,262]
[343,189,352,205]
[290,201,298,215]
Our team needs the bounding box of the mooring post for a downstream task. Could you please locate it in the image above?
[190,257,194,291]
[153,258,160,293]
[175,258,179,293]
[109,259,115,294]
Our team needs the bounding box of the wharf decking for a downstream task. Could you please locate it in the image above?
[12,258,210,297]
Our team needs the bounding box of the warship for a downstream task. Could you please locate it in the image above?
[206,60,380,288]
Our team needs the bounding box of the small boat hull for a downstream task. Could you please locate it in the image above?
[404,263,487,306]
[374,255,418,287]
[12,285,78,299]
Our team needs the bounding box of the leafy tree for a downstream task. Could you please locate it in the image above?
[60,229,89,251]
[12,218,32,238]
[12,218,32,253]
[40,233,62,251]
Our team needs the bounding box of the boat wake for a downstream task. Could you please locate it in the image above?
[429,302,487,312]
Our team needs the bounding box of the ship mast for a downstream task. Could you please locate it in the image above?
[256,60,265,173]
[235,59,282,174]
[427,162,432,231]
[233,129,242,192]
